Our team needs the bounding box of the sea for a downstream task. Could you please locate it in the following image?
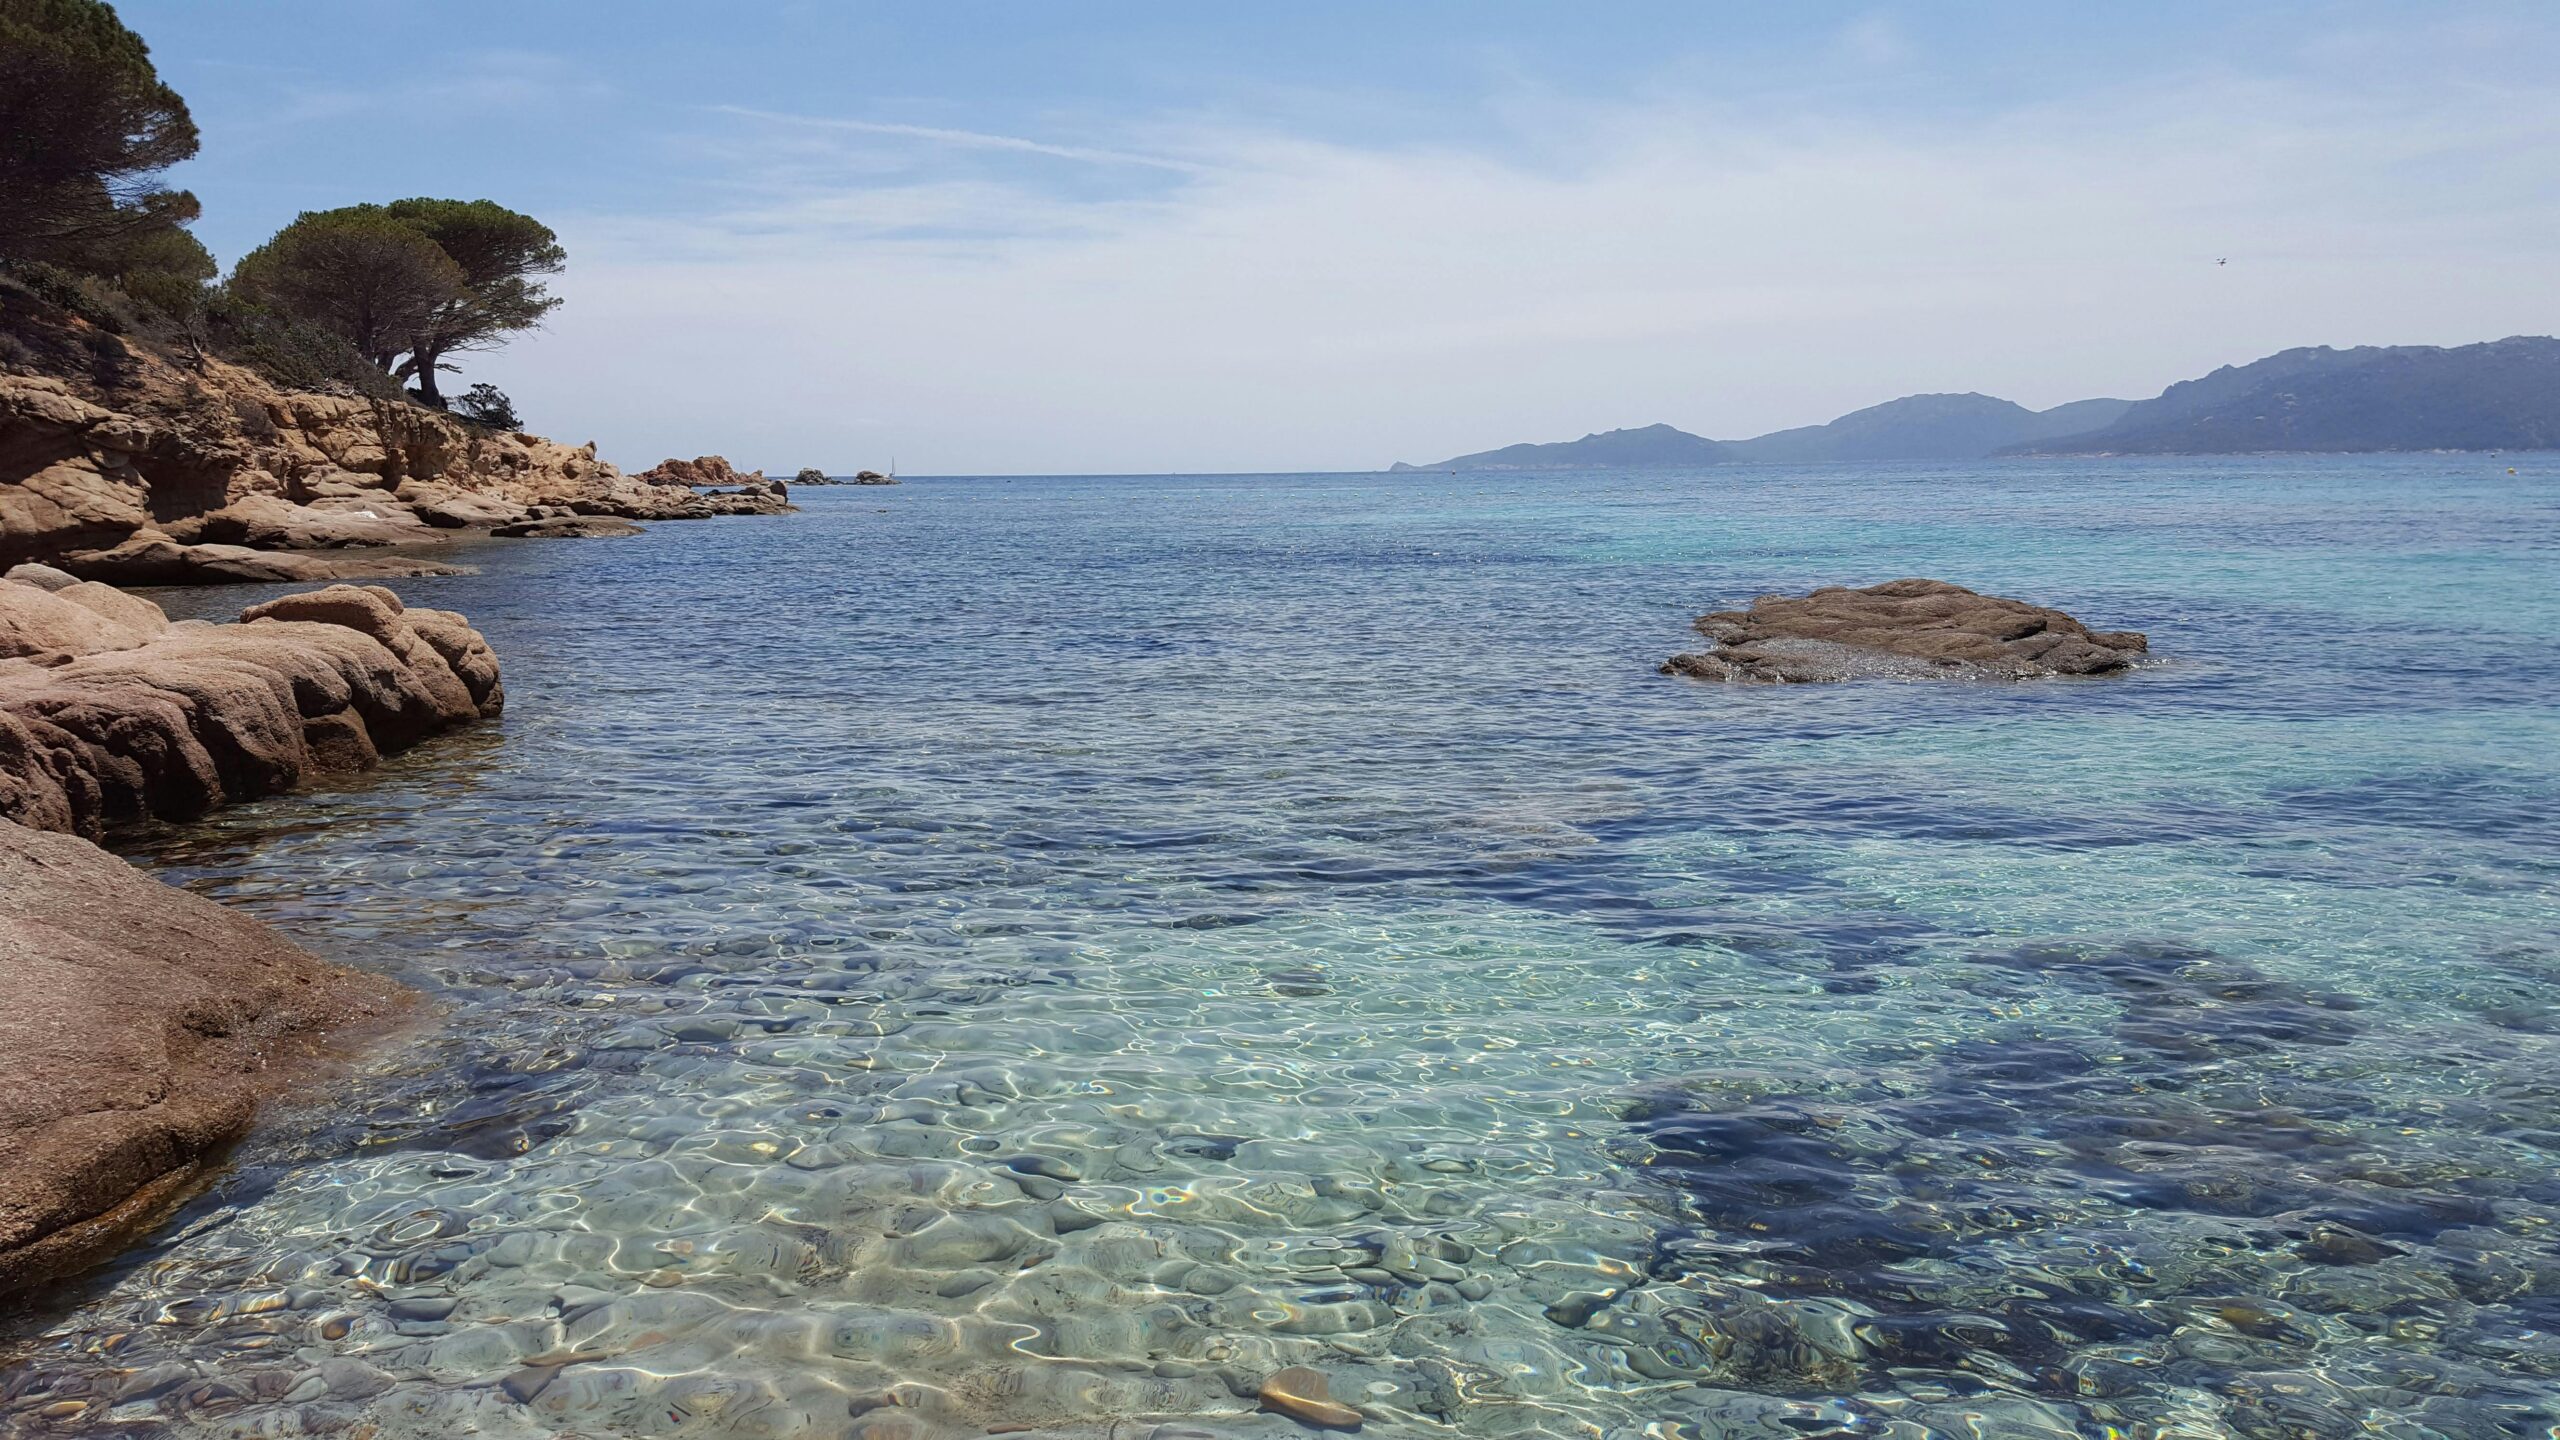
[4,458,2558,1439]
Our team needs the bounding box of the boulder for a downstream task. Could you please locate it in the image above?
[1,585,500,837]
[239,586,478,726]
[3,563,80,592]
[1662,579,2148,683]
[0,578,164,661]
[394,481,529,530]
[403,608,506,716]
[0,819,399,1295]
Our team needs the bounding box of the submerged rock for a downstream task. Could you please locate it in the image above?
[1662,578,2147,683]
[0,819,400,1295]
[1258,1366,1363,1430]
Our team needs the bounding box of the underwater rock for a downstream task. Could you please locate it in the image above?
[1257,1366,1362,1430]
[1662,578,2147,682]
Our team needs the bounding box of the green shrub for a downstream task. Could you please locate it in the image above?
[197,287,401,398]
[451,381,521,430]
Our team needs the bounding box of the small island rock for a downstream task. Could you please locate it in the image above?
[1663,578,2147,683]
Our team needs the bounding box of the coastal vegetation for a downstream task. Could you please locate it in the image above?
[1,0,560,417]
[0,1,789,584]
[229,199,563,410]
[0,0,207,301]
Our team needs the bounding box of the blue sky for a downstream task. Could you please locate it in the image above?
[121,2,2560,473]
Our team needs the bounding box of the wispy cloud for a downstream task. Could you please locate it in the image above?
[710,107,1209,174]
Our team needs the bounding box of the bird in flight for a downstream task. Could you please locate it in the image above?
[2216,257,2228,265]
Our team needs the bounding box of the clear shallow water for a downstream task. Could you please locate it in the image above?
[5,458,2559,1440]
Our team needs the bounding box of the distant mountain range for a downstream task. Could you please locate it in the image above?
[1728,394,2135,463]
[1389,336,2559,470]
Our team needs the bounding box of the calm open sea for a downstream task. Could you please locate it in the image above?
[6,459,2559,1439]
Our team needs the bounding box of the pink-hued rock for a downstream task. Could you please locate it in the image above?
[0,578,165,660]
[1663,578,2148,683]
[636,454,764,488]
[165,493,442,550]
[53,531,466,586]
[0,579,500,838]
[2,330,788,583]
[0,818,401,1295]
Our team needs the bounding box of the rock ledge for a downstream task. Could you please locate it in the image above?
[2,576,502,837]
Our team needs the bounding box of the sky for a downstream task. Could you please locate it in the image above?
[118,1,2560,474]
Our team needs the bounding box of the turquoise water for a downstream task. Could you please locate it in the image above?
[5,458,2559,1439]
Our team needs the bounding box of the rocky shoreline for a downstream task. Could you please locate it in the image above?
[0,287,804,1298]
[2,331,792,586]
[2,577,500,835]
[0,575,504,1292]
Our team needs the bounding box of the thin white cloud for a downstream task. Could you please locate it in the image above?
[709,107,1209,174]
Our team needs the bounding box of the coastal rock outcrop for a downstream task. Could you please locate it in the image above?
[2,315,792,583]
[0,819,399,1294]
[637,454,764,488]
[1662,579,2147,683]
[0,579,500,838]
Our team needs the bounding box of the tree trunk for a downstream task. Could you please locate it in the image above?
[413,347,445,408]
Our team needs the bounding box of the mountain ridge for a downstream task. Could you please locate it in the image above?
[1391,336,2559,470]
[2004,336,2560,455]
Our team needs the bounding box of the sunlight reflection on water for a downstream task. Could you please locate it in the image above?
[5,458,2558,1439]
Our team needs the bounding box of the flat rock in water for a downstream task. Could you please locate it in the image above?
[1662,578,2147,683]
[490,516,645,539]
[1258,1366,1362,1431]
